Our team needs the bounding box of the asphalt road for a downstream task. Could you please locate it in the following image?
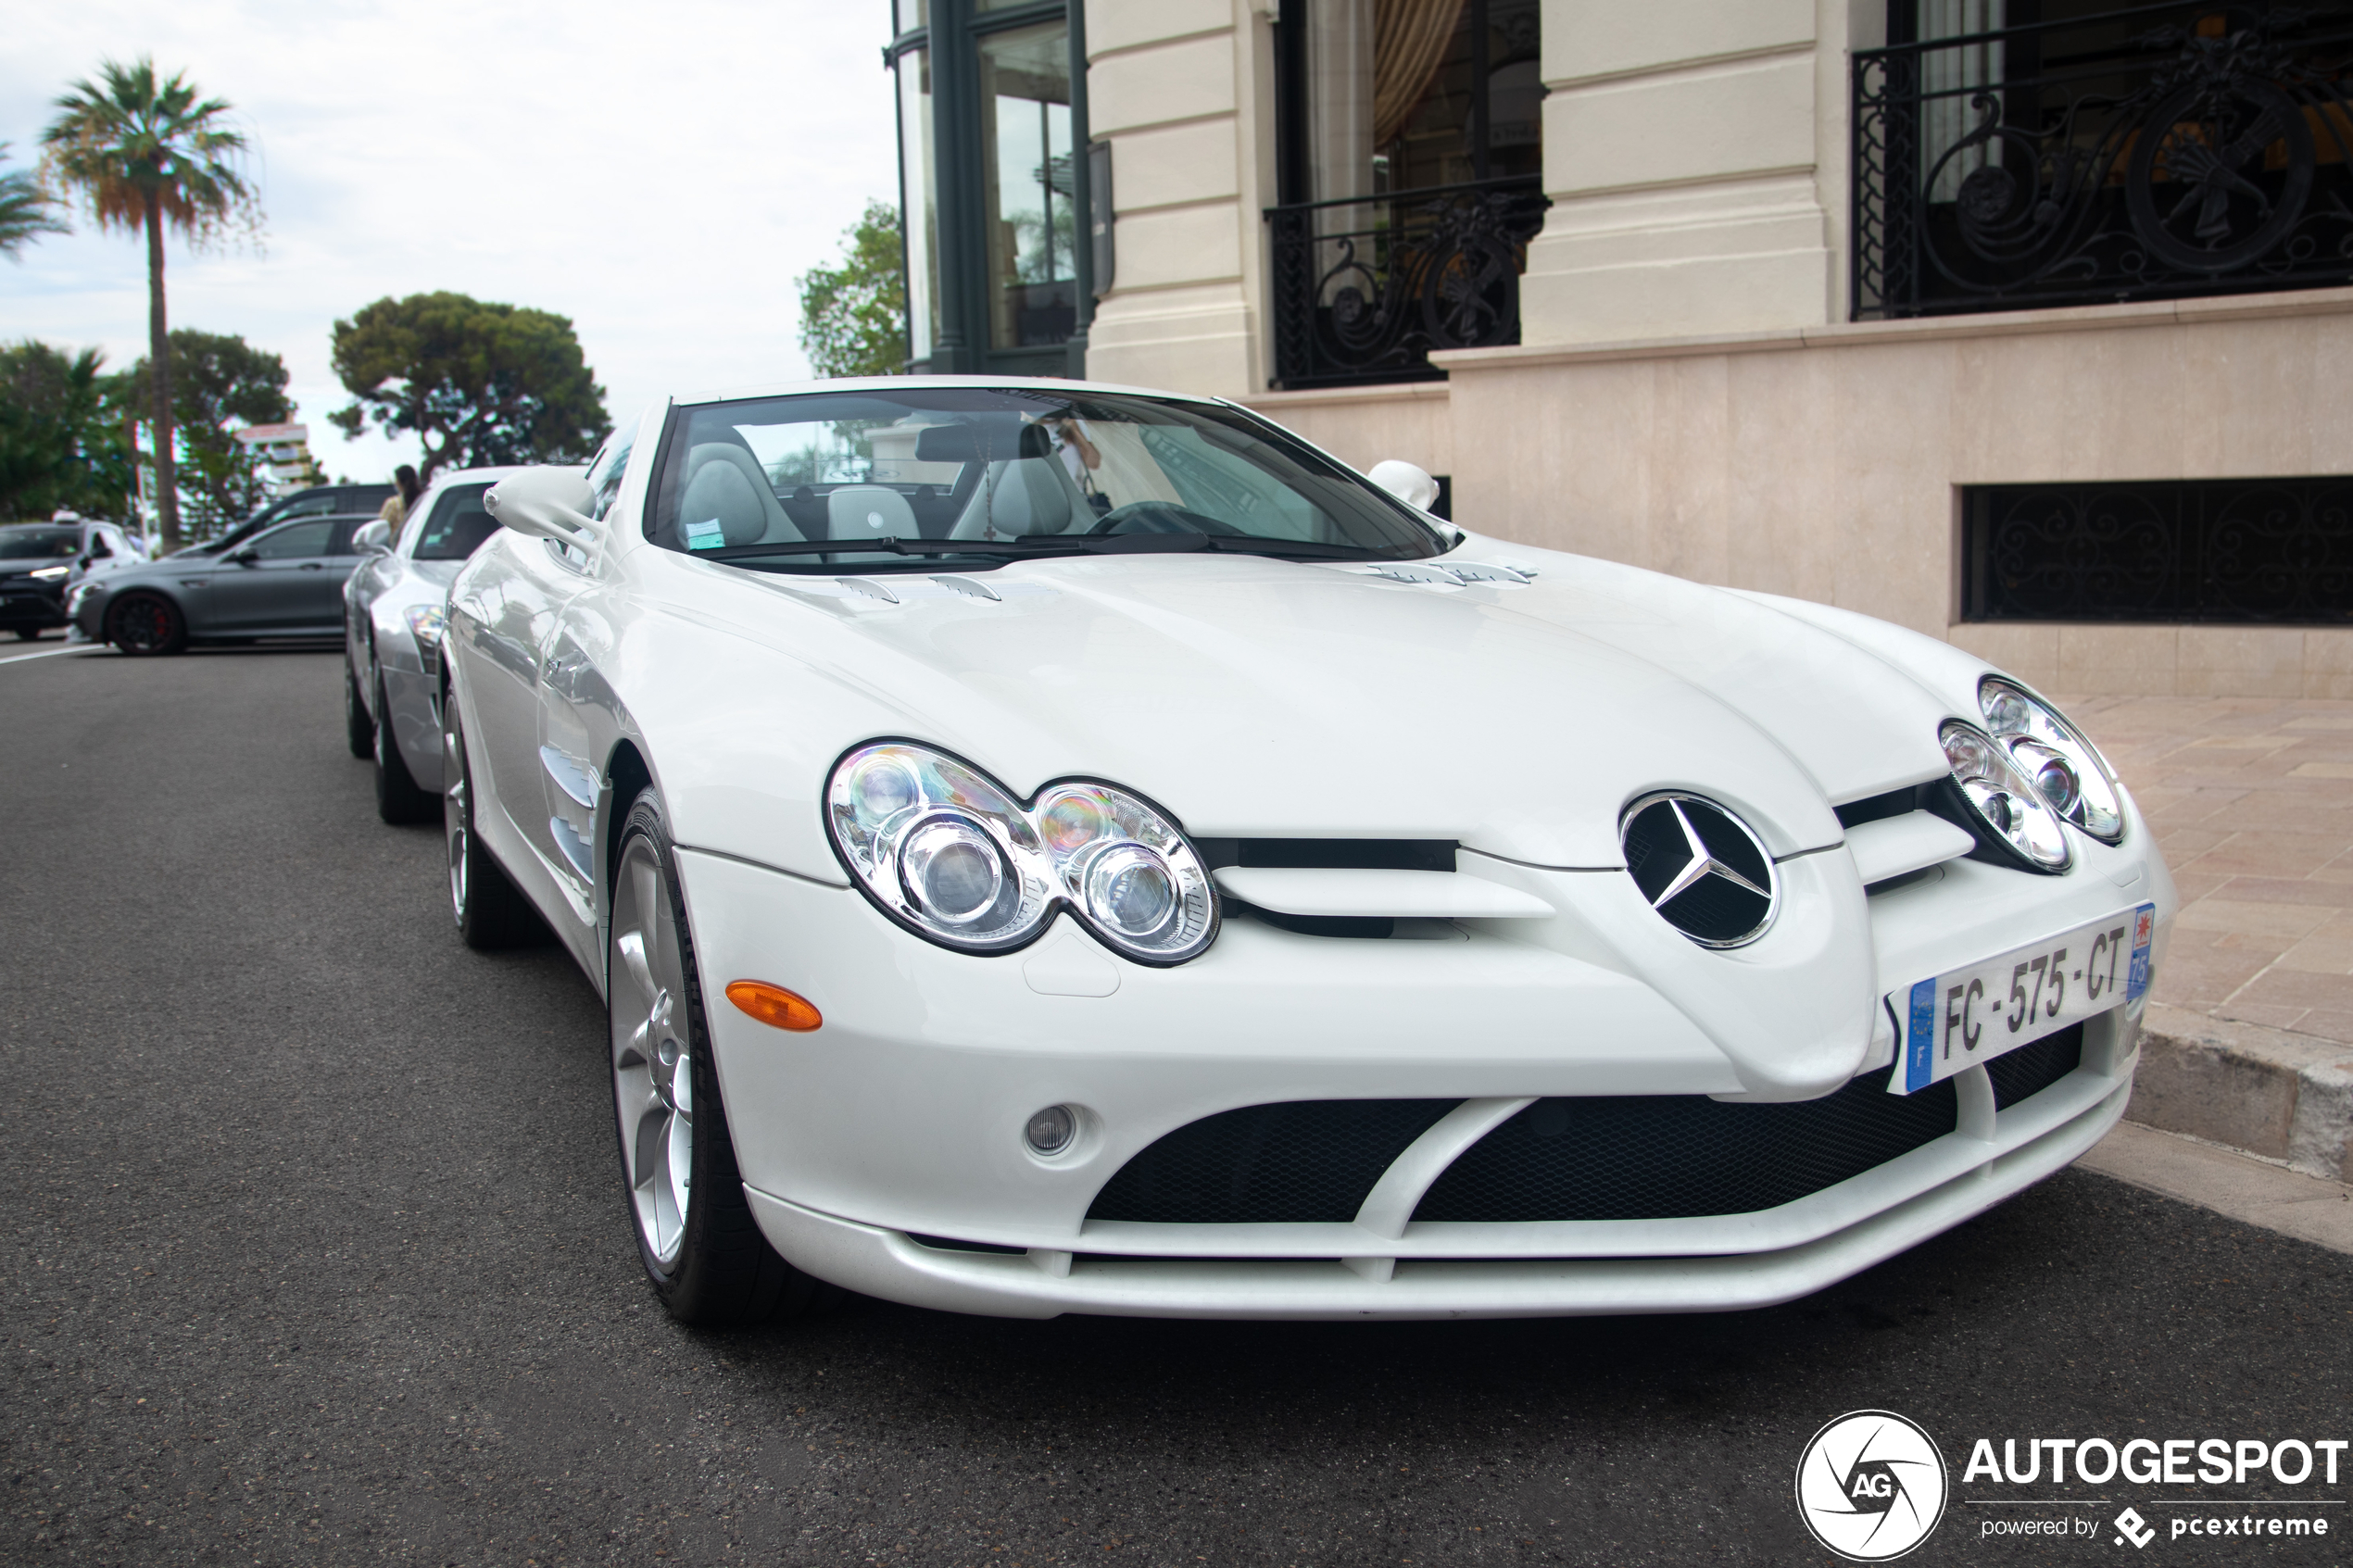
[4,644,2349,1567]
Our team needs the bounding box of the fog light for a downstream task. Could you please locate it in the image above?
[1025,1104,1076,1156]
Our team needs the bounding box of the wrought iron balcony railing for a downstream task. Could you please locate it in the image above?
[1265,177,1549,389]
[1853,3,2353,320]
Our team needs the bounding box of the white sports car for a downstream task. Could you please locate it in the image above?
[442,377,2172,1325]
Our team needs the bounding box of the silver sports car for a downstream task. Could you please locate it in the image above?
[343,468,522,823]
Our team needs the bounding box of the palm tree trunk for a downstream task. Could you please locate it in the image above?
[145,192,178,554]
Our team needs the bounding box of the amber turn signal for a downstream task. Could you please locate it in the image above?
[725,980,822,1032]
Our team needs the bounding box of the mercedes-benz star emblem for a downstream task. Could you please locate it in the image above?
[1620,792,1780,947]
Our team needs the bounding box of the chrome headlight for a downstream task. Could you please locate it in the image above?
[1979,677,2125,844]
[826,742,1218,963]
[1941,721,2071,872]
[405,604,448,647]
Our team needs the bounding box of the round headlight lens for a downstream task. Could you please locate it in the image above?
[825,745,1218,962]
[1978,677,2125,844]
[1943,720,2071,872]
[1084,842,1178,939]
[899,817,1007,925]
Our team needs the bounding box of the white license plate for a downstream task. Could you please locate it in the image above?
[1892,902,2155,1095]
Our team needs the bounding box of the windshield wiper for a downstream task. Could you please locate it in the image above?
[696,533,1404,567]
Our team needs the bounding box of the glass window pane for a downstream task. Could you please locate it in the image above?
[894,0,926,31]
[897,47,940,363]
[411,484,501,560]
[251,520,334,559]
[646,388,1441,572]
[978,20,1075,351]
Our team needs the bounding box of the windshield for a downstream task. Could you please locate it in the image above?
[409,483,499,561]
[0,527,82,561]
[647,387,1441,573]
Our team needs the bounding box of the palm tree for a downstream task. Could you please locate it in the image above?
[0,143,68,260]
[42,58,258,551]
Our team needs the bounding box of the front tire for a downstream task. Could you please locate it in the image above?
[609,789,824,1324]
[441,683,544,948]
[372,666,439,824]
[107,593,186,656]
[344,660,374,758]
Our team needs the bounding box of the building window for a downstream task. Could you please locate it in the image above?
[1855,2,2353,320]
[1962,477,2353,623]
[1265,0,1548,390]
[979,20,1076,351]
[888,0,1092,376]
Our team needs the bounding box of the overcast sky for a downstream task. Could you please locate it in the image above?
[2,0,900,483]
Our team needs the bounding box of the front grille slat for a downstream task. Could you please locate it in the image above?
[1086,1099,1457,1223]
[1087,1024,2090,1230]
[1986,1025,2084,1110]
[1412,1072,1964,1223]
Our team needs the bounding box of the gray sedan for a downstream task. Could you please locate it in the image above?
[72,513,374,655]
[343,469,521,823]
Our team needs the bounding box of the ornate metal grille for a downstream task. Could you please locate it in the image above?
[1264,177,1549,389]
[1854,4,2353,319]
[1963,477,2353,622]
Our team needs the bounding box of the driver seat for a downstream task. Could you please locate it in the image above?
[988,458,1075,536]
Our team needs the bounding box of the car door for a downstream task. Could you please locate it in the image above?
[464,531,597,897]
[205,519,337,632]
[535,430,641,948]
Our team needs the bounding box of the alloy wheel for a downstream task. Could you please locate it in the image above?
[610,836,694,1267]
[443,698,470,922]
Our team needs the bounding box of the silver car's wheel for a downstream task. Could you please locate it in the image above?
[611,832,695,1266]
[440,680,541,948]
[606,788,829,1324]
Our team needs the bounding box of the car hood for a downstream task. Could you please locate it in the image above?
[654,536,1966,870]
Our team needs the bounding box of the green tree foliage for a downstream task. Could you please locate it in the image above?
[0,342,134,522]
[42,57,260,553]
[122,329,295,541]
[0,143,68,261]
[329,293,610,481]
[797,202,908,379]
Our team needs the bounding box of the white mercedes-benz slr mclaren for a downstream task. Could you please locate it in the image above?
[441,377,2173,1326]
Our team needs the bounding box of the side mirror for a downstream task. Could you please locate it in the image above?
[226,546,259,566]
[354,520,392,554]
[1367,459,1441,512]
[485,467,598,550]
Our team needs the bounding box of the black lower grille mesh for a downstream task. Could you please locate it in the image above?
[1412,1074,1961,1223]
[1987,1023,2085,1110]
[1086,1099,1456,1223]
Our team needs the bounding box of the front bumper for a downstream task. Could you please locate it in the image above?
[0,581,66,629]
[747,1056,2130,1320]
[676,822,2171,1321]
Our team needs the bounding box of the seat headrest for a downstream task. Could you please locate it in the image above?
[988,459,1073,536]
[677,444,790,549]
[825,485,919,541]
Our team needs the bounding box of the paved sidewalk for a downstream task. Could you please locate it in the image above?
[2069,694,2353,1036]
[2063,695,2353,1181]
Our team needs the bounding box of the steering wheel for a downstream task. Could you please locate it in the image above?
[1085,502,1248,538]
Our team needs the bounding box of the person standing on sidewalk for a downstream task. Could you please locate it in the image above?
[378,465,422,543]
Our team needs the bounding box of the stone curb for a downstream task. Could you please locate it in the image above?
[2133,1002,2353,1183]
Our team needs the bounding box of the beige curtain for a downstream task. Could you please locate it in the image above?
[1373,0,1469,150]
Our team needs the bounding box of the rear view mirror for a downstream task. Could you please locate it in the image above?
[913,421,1053,463]
[1367,459,1440,512]
[484,467,598,549]
[226,546,259,566]
[354,520,392,554]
